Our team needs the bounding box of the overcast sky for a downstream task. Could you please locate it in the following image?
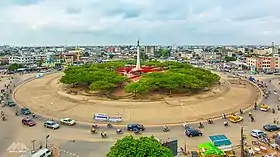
[1,0,280,46]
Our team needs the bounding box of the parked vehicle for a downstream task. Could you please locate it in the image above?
[127,124,145,131]
[22,117,36,127]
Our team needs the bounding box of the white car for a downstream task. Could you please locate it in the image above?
[44,121,60,129]
[251,129,266,138]
[60,118,76,125]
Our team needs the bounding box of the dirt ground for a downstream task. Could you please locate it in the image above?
[13,72,259,125]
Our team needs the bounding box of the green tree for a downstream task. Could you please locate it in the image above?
[161,49,171,58]
[83,52,90,57]
[107,135,173,157]
[8,63,24,71]
[224,56,236,62]
[89,81,116,92]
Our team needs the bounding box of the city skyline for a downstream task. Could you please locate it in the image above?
[0,0,280,46]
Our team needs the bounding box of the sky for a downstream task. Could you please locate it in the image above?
[1,0,280,46]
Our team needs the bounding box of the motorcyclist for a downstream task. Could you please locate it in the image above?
[163,125,169,131]
[254,103,258,110]
[208,119,213,124]
[224,121,228,126]
[116,128,122,134]
[32,113,35,118]
[239,109,243,114]
[248,112,252,117]
[101,131,107,137]
[15,110,19,116]
[1,110,4,116]
[92,123,98,129]
[183,122,188,129]
[277,105,280,111]
[134,129,141,134]
[272,108,276,114]
[198,122,204,128]
[222,113,226,119]
[107,123,113,128]
[91,127,97,133]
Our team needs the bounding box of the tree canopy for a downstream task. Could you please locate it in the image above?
[60,64,127,91]
[106,135,173,157]
[7,63,25,71]
[60,61,220,94]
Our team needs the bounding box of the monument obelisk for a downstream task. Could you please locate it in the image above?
[135,39,141,71]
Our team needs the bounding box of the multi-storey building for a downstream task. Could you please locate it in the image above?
[246,56,280,72]
[9,55,35,65]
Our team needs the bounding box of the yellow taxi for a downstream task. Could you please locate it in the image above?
[228,114,243,123]
[260,104,270,112]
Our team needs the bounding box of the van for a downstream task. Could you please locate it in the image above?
[31,148,52,157]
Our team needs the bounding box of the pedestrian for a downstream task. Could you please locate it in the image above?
[277,118,279,125]
[274,117,277,124]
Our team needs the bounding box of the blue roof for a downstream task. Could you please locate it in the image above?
[209,135,232,146]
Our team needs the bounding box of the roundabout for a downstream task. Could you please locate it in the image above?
[13,71,259,125]
[2,71,280,157]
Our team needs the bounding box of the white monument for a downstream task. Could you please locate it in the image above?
[132,39,141,71]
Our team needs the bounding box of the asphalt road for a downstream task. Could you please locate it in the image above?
[1,73,280,157]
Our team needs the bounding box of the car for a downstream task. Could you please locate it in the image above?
[44,121,60,129]
[260,104,270,112]
[185,128,202,137]
[228,114,243,123]
[22,118,36,127]
[7,100,16,107]
[251,129,266,138]
[127,124,145,131]
[21,107,31,115]
[60,118,76,125]
[263,124,280,132]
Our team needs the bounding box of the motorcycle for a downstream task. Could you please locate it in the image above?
[272,109,276,114]
[92,124,99,129]
[198,123,204,128]
[116,129,123,134]
[101,133,108,138]
[107,123,113,128]
[15,111,19,116]
[2,116,6,121]
[163,127,170,132]
[208,119,213,124]
[91,128,97,134]
[134,130,142,135]
[224,122,228,127]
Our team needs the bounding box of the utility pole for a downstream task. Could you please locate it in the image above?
[241,127,245,157]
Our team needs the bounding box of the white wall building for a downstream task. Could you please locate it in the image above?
[9,55,35,65]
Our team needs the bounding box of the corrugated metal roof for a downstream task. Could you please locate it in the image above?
[209,134,232,146]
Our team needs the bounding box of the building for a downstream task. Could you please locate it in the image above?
[9,55,35,65]
[246,56,280,72]
[145,46,155,57]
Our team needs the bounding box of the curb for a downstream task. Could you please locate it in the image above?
[12,73,263,128]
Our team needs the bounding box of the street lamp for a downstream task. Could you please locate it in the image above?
[45,134,50,148]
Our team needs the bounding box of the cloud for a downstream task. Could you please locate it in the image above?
[0,0,280,45]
